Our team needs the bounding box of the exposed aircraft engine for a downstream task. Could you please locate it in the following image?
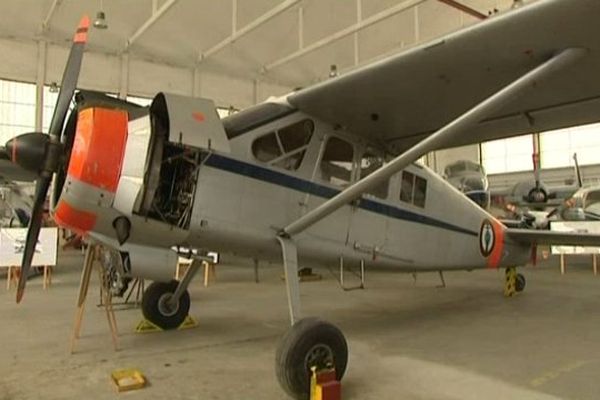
[130,93,230,230]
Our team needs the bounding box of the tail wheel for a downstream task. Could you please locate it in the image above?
[141,280,190,330]
[275,318,348,399]
[515,273,526,292]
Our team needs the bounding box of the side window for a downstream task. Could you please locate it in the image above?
[400,171,414,203]
[320,136,354,187]
[414,176,427,208]
[251,119,314,171]
[400,171,427,208]
[360,150,388,199]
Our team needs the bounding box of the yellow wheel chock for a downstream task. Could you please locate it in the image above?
[504,267,517,297]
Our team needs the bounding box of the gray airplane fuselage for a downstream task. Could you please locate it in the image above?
[56,97,531,281]
[188,111,529,272]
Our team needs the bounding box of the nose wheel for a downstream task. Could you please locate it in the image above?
[141,280,190,330]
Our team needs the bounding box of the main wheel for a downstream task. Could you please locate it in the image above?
[141,280,190,330]
[515,273,526,292]
[275,318,348,399]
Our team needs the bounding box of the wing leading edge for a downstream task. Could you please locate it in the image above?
[287,0,600,154]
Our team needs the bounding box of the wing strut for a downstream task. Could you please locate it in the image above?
[281,48,586,237]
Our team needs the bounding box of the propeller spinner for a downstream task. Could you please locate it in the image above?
[6,16,90,303]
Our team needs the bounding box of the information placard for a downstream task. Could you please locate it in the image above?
[0,227,58,266]
[550,221,600,255]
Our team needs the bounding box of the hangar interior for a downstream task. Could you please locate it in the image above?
[2,0,600,399]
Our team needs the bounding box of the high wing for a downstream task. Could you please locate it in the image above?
[287,0,600,154]
[506,228,600,247]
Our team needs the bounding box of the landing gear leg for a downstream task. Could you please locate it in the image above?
[275,237,348,399]
[141,260,201,329]
[276,237,302,325]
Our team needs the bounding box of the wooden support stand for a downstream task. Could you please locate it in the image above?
[559,253,599,275]
[6,265,53,290]
[176,258,215,287]
[70,245,119,353]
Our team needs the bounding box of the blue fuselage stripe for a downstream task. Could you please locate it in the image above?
[204,153,478,237]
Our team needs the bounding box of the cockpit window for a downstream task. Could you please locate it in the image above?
[251,119,314,171]
[320,136,354,187]
[400,171,427,208]
[252,132,280,162]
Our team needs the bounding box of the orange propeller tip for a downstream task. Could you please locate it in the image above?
[73,15,91,44]
[79,15,91,29]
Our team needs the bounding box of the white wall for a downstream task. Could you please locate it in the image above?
[0,36,291,110]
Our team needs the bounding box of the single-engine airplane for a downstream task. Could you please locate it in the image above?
[491,152,583,210]
[7,1,600,398]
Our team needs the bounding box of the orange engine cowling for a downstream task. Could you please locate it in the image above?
[54,107,129,235]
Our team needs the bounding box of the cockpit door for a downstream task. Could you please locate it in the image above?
[346,147,389,258]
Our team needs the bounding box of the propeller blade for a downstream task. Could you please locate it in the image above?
[531,152,541,190]
[15,176,51,303]
[15,15,90,303]
[47,15,90,141]
[573,153,583,188]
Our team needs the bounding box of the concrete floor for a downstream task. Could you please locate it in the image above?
[1,250,600,399]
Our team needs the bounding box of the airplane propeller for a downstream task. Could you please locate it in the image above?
[526,151,547,204]
[4,15,90,303]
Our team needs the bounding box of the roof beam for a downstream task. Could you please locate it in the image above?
[42,0,63,32]
[436,0,487,20]
[197,0,301,63]
[263,0,426,72]
[125,0,179,50]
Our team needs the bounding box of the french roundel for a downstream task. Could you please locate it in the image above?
[479,220,495,257]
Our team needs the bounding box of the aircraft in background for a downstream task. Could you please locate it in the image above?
[7,2,600,398]
[443,160,490,208]
[491,153,583,211]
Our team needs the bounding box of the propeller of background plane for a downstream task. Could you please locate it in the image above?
[4,16,90,303]
[526,151,547,204]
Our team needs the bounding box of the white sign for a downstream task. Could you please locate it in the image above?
[550,221,600,255]
[0,227,58,266]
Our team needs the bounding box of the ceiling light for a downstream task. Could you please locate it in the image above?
[49,82,59,93]
[93,11,108,29]
[329,64,338,78]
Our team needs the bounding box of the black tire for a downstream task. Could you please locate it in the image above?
[141,280,190,330]
[515,273,526,292]
[275,318,348,399]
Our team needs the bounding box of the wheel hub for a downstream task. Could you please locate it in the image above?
[157,293,179,317]
[305,344,334,371]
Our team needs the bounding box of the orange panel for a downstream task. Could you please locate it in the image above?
[69,107,128,192]
[54,201,97,234]
[487,220,505,269]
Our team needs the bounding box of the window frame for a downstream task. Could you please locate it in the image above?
[251,118,314,172]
